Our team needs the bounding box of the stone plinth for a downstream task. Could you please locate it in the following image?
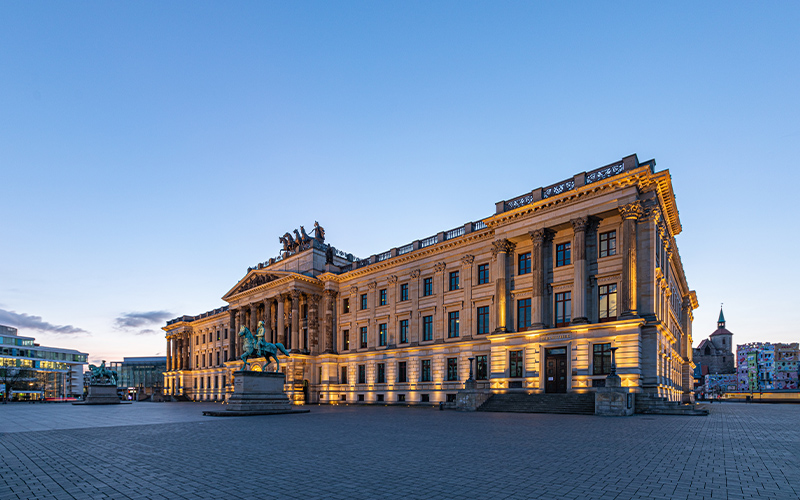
[73,384,128,405]
[456,379,491,411]
[594,375,634,416]
[204,371,308,417]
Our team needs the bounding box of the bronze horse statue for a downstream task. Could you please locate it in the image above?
[238,323,290,372]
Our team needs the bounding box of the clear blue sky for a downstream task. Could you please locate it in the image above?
[2,2,798,363]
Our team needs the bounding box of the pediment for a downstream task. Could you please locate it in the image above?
[222,270,297,301]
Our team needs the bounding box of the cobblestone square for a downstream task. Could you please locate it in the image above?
[1,403,798,500]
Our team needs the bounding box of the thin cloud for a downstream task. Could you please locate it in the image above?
[114,311,173,330]
[0,309,89,335]
[135,328,158,336]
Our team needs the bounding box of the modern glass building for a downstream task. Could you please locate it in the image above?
[0,325,88,400]
[109,356,166,400]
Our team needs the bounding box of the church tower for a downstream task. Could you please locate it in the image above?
[710,306,733,355]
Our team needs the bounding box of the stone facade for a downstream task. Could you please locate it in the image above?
[164,154,698,404]
[693,308,735,376]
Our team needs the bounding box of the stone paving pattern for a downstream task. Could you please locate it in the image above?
[1,402,798,500]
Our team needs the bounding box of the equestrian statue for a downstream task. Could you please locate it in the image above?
[88,361,118,385]
[238,322,290,372]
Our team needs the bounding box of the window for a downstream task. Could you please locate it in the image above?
[378,323,387,347]
[397,361,407,383]
[377,363,385,383]
[216,351,220,366]
[400,283,409,301]
[360,326,368,349]
[398,394,406,402]
[422,315,433,341]
[598,284,617,322]
[216,331,220,341]
[556,242,571,267]
[447,357,458,381]
[423,277,433,296]
[476,355,488,380]
[421,394,430,402]
[379,289,387,306]
[448,311,460,338]
[518,252,531,275]
[376,394,384,402]
[343,297,350,314]
[449,271,460,291]
[593,343,612,375]
[358,394,364,401]
[509,350,523,378]
[517,298,531,331]
[477,306,489,335]
[341,366,348,384]
[420,360,431,382]
[358,365,366,384]
[478,264,489,285]
[599,231,616,258]
[342,330,349,350]
[555,291,571,327]
[360,294,368,310]
[399,319,409,344]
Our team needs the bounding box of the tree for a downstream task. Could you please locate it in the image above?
[0,366,38,403]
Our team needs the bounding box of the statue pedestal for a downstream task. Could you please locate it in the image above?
[73,384,129,405]
[594,374,634,416]
[203,371,308,417]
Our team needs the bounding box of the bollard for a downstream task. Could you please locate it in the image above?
[439,401,443,411]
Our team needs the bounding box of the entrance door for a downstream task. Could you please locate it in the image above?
[545,347,568,393]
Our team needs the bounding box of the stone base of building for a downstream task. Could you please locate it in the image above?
[73,384,129,405]
[204,371,308,417]
[456,379,491,411]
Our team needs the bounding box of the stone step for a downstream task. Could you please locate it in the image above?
[478,393,596,415]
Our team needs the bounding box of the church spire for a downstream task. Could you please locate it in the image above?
[717,305,725,329]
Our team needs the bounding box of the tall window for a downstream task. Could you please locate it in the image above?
[358,364,366,384]
[599,231,616,258]
[400,283,409,301]
[476,355,488,380]
[422,315,433,341]
[378,323,387,347]
[448,311,460,338]
[555,292,571,327]
[342,330,349,350]
[379,289,387,306]
[477,306,489,335]
[399,319,409,344]
[377,363,385,383]
[341,366,348,384]
[423,277,433,296]
[447,358,458,381]
[360,326,368,349]
[449,271,460,291]
[509,350,523,378]
[518,252,531,275]
[593,343,612,375]
[397,361,407,383]
[360,293,368,310]
[420,359,431,382]
[599,284,617,322]
[478,264,489,285]
[343,298,350,314]
[556,242,571,267]
[517,298,531,331]
[224,328,228,339]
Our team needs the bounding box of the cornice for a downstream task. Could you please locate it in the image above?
[223,270,323,303]
[331,228,495,282]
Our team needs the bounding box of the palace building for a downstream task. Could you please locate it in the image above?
[164,154,698,405]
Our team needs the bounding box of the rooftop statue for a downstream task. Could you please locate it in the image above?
[88,360,118,386]
[238,323,290,372]
[314,221,325,242]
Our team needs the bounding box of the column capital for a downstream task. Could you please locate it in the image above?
[528,228,554,243]
[308,293,322,305]
[619,201,644,220]
[290,289,301,300]
[433,262,447,274]
[323,289,338,299]
[349,285,359,295]
[461,254,475,267]
[387,275,398,284]
[410,269,421,279]
[491,238,516,256]
[367,281,378,290]
[570,216,595,233]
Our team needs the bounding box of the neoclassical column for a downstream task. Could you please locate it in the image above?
[570,217,591,324]
[619,201,643,317]
[387,276,397,346]
[249,303,257,338]
[461,254,474,338]
[290,289,300,352]
[166,337,172,372]
[323,289,337,353]
[491,239,515,332]
[409,270,420,344]
[530,229,553,328]
[228,309,236,361]
[238,309,247,357]
[277,294,286,346]
[263,298,273,343]
[433,263,446,342]
[308,293,321,355]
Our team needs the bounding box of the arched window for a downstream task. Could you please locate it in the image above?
[704,346,711,355]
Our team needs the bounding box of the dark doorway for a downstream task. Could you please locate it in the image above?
[545,347,568,393]
[302,380,309,403]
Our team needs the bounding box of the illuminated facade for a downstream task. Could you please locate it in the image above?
[0,325,88,400]
[164,154,698,404]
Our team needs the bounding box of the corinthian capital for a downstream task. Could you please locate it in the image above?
[619,201,643,220]
[367,281,378,290]
[324,289,338,299]
[529,228,554,243]
[491,239,516,256]
[570,217,591,233]
[433,262,447,274]
[349,285,359,295]
[461,254,475,267]
[387,275,398,284]
[410,269,421,279]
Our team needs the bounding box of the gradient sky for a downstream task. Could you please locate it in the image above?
[2,2,799,363]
